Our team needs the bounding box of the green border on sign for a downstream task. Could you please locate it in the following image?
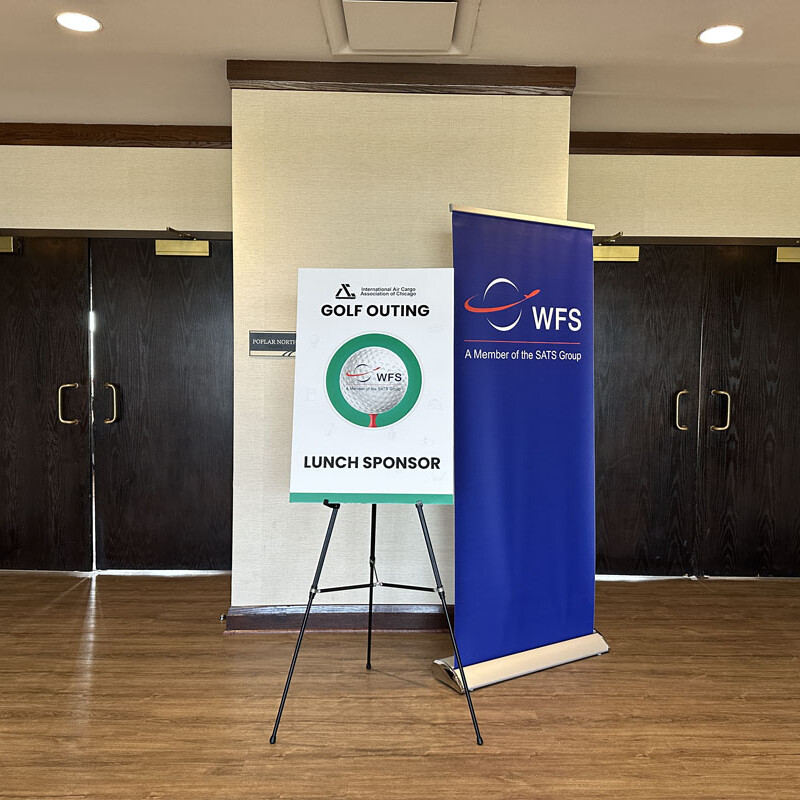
[325,333,422,428]
[290,492,453,505]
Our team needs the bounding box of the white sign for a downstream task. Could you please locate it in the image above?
[289,268,454,504]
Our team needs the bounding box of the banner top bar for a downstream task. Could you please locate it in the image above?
[450,205,595,231]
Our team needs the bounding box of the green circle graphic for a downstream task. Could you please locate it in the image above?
[326,333,422,428]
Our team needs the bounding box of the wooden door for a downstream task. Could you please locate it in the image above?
[697,246,800,575]
[0,238,92,569]
[91,239,233,569]
[594,246,704,574]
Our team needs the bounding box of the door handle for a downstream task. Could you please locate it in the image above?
[58,383,80,425]
[675,389,689,431]
[710,389,731,431]
[103,382,118,424]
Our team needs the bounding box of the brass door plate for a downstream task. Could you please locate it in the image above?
[777,247,800,263]
[0,236,19,254]
[593,245,640,262]
[155,240,210,257]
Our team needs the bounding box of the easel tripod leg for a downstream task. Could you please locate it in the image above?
[366,503,377,670]
[415,502,484,746]
[270,500,340,744]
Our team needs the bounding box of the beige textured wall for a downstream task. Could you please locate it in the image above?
[0,145,232,231]
[232,90,571,607]
[569,155,800,237]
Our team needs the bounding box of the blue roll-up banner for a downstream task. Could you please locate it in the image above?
[434,206,608,692]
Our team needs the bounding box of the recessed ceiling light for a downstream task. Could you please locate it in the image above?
[697,24,743,44]
[56,12,103,33]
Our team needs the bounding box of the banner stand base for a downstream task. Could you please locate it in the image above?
[432,631,609,693]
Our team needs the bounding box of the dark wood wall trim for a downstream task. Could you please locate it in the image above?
[227,60,576,96]
[0,123,232,148]
[0,229,232,239]
[593,237,799,246]
[6,126,797,155]
[225,604,451,634]
[571,132,800,157]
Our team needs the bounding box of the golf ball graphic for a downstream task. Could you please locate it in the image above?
[327,334,422,428]
[340,347,408,426]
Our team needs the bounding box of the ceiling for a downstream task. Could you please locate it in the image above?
[3,0,799,132]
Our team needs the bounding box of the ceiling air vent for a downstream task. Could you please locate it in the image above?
[320,0,480,56]
[344,1,456,52]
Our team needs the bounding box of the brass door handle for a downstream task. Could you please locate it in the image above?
[675,389,689,431]
[710,389,731,431]
[104,383,118,424]
[58,383,80,425]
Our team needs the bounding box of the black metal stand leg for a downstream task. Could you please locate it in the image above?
[366,503,377,670]
[415,502,483,746]
[270,500,340,744]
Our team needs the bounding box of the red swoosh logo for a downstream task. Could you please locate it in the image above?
[345,367,381,377]
[464,289,540,313]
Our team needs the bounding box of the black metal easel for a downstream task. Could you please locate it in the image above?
[269,499,483,745]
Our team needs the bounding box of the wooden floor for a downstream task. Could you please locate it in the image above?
[0,574,798,799]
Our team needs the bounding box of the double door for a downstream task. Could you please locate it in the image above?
[0,237,233,570]
[595,245,800,576]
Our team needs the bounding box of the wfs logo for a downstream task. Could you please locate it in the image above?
[344,362,404,384]
[464,277,582,332]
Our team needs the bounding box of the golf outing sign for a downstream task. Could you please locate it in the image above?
[289,269,454,504]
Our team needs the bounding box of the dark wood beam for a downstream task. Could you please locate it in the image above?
[592,237,800,246]
[0,229,232,239]
[571,131,800,157]
[0,123,232,148]
[227,60,576,96]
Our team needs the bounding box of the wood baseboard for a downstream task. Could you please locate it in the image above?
[225,603,452,634]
